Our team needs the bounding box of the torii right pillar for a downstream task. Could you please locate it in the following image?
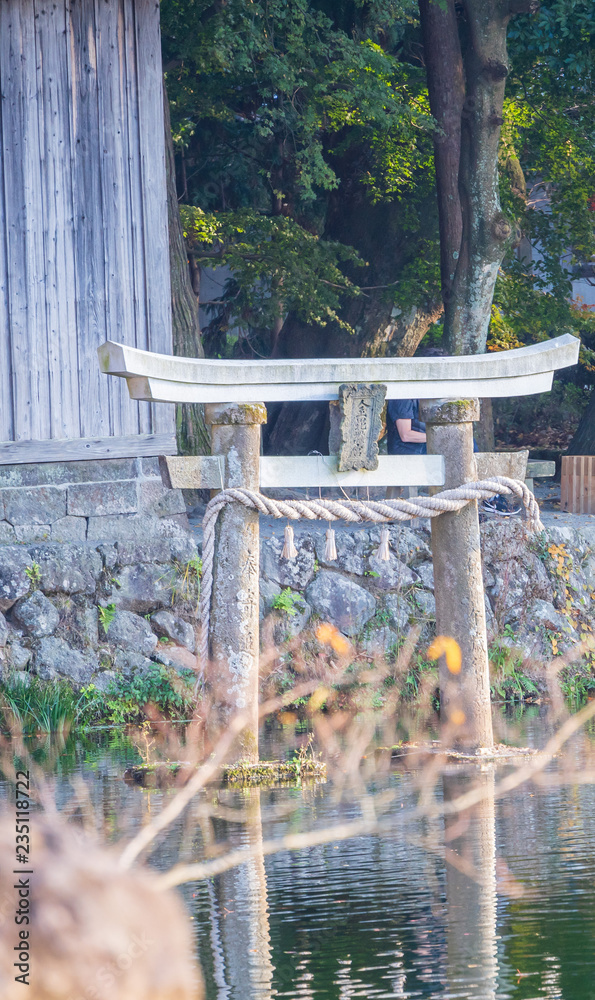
[420,398,494,751]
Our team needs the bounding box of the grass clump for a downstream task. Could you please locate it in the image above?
[24,562,41,589]
[222,758,326,786]
[0,676,92,736]
[489,641,538,702]
[0,663,197,734]
[169,555,202,611]
[98,603,117,634]
[559,663,595,703]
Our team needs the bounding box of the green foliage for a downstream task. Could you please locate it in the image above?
[489,641,539,702]
[181,206,363,334]
[272,588,306,616]
[25,563,41,589]
[98,603,117,635]
[399,648,438,702]
[559,664,595,703]
[92,665,196,726]
[359,607,392,641]
[290,732,323,774]
[164,0,430,204]
[489,273,595,380]
[163,0,595,365]
[162,0,435,349]
[0,663,196,734]
[491,1,595,365]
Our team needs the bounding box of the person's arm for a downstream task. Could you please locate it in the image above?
[396,418,426,443]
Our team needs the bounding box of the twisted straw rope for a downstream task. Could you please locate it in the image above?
[198,477,542,674]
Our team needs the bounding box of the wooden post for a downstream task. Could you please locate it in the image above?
[205,402,267,763]
[420,398,493,751]
[561,456,595,514]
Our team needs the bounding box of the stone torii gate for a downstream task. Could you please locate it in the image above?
[100,335,579,757]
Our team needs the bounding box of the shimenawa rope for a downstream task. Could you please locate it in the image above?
[198,476,542,674]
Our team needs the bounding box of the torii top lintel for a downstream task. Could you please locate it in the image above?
[98,334,579,405]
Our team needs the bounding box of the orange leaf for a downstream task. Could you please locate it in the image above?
[426,635,462,674]
[316,622,350,655]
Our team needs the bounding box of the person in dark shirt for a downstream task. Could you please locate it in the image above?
[386,398,427,455]
[385,344,444,456]
[385,394,519,515]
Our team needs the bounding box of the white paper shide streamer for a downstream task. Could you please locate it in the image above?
[282,524,298,559]
[324,527,338,561]
[375,526,391,561]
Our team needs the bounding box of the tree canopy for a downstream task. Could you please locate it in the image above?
[161,0,595,387]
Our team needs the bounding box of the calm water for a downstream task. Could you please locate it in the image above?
[3,709,595,999]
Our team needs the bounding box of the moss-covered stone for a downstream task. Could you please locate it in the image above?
[123,757,327,789]
[221,758,327,785]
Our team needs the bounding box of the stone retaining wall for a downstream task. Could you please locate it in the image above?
[0,458,186,543]
[0,477,592,693]
[0,458,199,690]
[258,518,595,670]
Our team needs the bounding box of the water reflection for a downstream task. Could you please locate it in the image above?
[4,716,595,997]
[443,769,498,1000]
[208,788,274,999]
[198,772,503,998]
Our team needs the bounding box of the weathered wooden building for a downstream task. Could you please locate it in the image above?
[0,0,175,464]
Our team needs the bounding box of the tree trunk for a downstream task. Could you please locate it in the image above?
[567,392,595,455]
[276,299,443,361]
[419,0,537,356]
[263,107,444,452]
[264,401,330,456]
[418,0,465,302]
[163,79,210,456]
[273,165,443,365]
[445,1,513,354]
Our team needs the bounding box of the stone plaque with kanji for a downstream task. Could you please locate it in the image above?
[335,383,386,472]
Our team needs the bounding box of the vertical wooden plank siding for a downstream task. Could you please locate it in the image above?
[35,0,81,439]
[133,0,173,437]
[561,456,595,515]
[69,0,111,437]
[94,0,138,438]
[0,2,51,441]
[122,0,150,432]
[0,6,15,442]
[0,0,175,454]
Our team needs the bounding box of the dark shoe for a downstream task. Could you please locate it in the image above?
[482,494,522,517]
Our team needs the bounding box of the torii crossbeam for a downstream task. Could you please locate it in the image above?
[99,333,578,403]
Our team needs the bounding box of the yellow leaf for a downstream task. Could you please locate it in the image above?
[316,622,350,655]
[450,708,466,726]
[308,687,330,712]
[427,635,462,674]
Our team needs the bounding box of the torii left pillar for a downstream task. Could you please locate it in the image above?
[205,402,267,763]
